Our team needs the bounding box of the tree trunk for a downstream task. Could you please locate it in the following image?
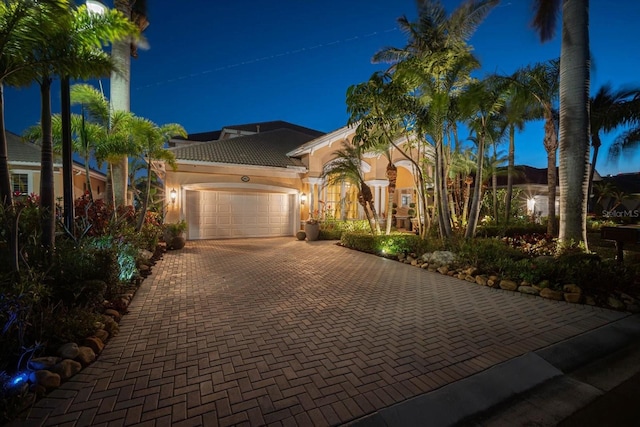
[492,170,498,222]
[136,158,152,232]
[505,125,515,223]
[465,133,485,238]
[587,133,600,213]
[385,162,397,235]
[558,0,590,249]
[39,77,55,251]
[544,116,558,235]
[110,0,133,207]
[0,83,12,207]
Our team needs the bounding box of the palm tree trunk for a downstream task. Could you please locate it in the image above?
[465,134,485,238]
[505,125,515,223]
[544,116,558,235]
[587,134,600,213]
[39,77,55,250]
[558,0,590,248]
[492,170,498,222]
[136,158,152,232]
[110,0,133,207]
[0,83,13,207]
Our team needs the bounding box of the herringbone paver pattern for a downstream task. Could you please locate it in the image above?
[18,238,626,426]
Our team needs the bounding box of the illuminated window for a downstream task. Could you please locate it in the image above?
[325,182,359,220]
[11,173,29,196]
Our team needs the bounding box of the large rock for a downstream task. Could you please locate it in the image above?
[28,357,60,371]
[607,296,625,310]
[53,359,82,380]
[104,308,121,322]
[422,251,457,267]
[33,370,61,389]
[564,292,582,304]
[95,329,109,343]
[518,286,539,296]
[76,346,96,366]
[475,275,488,286]
[563,284,582,294]
[58,343,79,360]
[499,280,519,291]
[83,337,104,354]
[540,288,564,301]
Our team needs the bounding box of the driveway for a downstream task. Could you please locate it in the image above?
[20,238,626,426]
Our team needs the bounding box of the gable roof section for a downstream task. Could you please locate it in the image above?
[6,131,49,165]
[171,128,317,168]
[176,120,324,143]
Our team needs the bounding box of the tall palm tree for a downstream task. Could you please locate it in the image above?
[321,142,378,235]
[588,84,640,210]
[129,118,186,232]
[110,0,148,207]
[532,0,591,247]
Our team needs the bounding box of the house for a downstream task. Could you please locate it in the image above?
[595,172,640,219]
[7,130,107,200]
[164,121,426,240]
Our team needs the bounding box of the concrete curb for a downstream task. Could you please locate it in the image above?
[348,314,640,427]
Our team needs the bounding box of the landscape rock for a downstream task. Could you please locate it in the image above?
[83,337,104,354]
[139,249,153,261]
[420,263,429,269]
[499,280,519,291]
[457,273,466,280]
[585,296,597,306]
[540,288,564,301]
[475,275,488,286]
[58,343,79,360]
[563,284,582,295]
[486,279,497,288]
[607,296,625,310]
[33,370,61,389]
[28,357,60,371]
[95,329,109,343]
[465,275,477,283]
[422,251,457,267]
[104,308,121,322]
[564,292,582,304]
[52,359,82,380]
[437,266,449,275]
[76,346,96,366]
[518,286,539,296]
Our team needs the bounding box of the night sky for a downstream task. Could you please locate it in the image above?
[5,0,640,175]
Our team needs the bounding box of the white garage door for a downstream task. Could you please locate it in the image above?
[186,190,294,239]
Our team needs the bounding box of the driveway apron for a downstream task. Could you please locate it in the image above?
[19,238,626,426]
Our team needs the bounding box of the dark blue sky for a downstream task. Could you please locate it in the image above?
[5,0,640,175]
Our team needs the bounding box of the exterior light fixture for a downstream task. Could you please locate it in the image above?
[527,197,536,214]
[170,188,177,204]
[86,0,107,15]
[300,192,307,205]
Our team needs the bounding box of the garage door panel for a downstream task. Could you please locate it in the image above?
[188,190,293,239]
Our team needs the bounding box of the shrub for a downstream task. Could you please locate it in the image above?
[454,237,527,272]
[320,219,370,240]
[340,232,435,256]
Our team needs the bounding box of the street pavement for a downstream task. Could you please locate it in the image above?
[13,238,639,426]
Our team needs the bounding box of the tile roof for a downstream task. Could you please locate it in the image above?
[6,131,49,164]
[177,120,324,142]
[171,128,316,169]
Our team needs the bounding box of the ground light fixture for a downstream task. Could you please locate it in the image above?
[170,188,177,204]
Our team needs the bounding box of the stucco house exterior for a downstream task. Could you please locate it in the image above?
[164,121,426,240]
[7,130,107,201]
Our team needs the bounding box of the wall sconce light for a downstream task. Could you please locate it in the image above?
[170,188,177,204]
[300,192,307,205]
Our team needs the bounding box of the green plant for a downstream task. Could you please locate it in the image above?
[164,220,187,238]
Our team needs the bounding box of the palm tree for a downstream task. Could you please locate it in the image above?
[129,118,186,232]
[23,3,137,249]
[0,0,68,207]
[514,59,560,235]
[532,0,591,247]
[321,142,378,235]
[372,0,499,239]
[110,0,149,207]
[588,84,640,210]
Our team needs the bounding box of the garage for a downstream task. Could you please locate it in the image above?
[186,190,295,239]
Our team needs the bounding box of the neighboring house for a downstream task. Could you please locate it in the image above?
[7,130,107,200]
[165,121,426,240]
[495,165,603,218]
[596,172,640,219]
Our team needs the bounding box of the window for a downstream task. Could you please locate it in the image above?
[11,173,29,196]
[324,182,359,220]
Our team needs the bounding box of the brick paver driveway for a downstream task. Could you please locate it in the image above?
[22,238,625,426]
